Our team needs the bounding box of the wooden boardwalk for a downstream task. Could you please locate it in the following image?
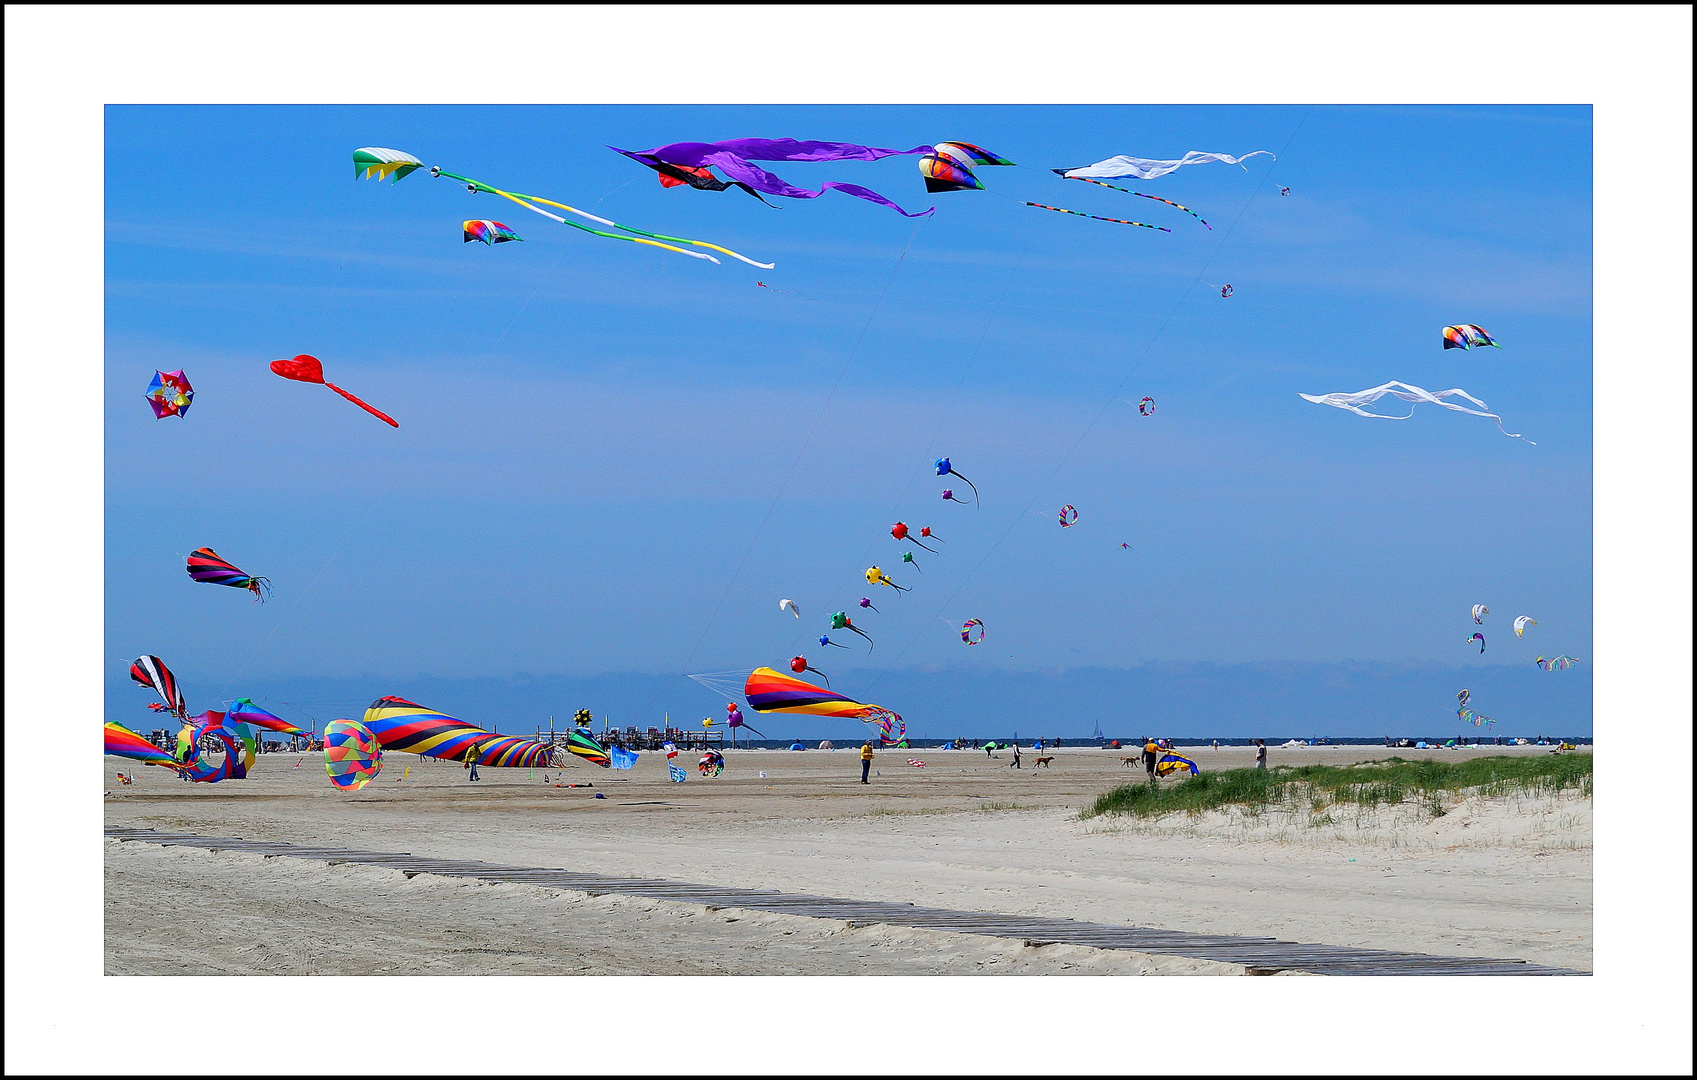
[105,826,1584,975]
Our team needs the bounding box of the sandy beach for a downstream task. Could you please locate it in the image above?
[105,743,1591,974]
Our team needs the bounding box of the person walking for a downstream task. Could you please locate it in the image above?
[859,742,874,784]
[464,746,481,782]
[1143,737,1160,782]
[1255,739,1267,770]
[1010,742,1022,769]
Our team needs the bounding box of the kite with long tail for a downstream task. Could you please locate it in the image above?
[1025,201,1170,231]
[185,548,271,602]
[271,354,398,427]
[791,655,831,687]
[1057,175,1211,228]
[830,612,874,651]
[935,458,980,506]
[890,522,936,553]
[354,147,773,269]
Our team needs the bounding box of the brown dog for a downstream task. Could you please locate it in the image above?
[1033,756,1053,768]
[1121,756,1139,767]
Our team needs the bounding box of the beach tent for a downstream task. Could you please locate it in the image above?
[789,741,807,751]
[818,740,835,749]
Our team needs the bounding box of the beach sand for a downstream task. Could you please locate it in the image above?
[104,744,1591,973]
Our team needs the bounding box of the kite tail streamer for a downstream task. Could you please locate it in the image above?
[1026,202,1169,231]
[517,193,776,269]
[323,381,400,427]
[1061,177,1211,228]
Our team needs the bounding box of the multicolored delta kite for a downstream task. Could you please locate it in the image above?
[355,146,773,268]
[608,138,1012,217]
[361,696,609,767]
[324,718,384,791]
[145,370,194,419]
[742,667,905,743]
[1442,324,1499,350]
[463,219,522,245]
[185,548,271,602]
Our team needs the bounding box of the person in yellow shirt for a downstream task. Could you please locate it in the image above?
[1143,738,1160,782]
[859,742,874,784]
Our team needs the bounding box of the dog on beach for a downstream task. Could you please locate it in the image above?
[1033,756,1053,768]
[1121,756,1139,767]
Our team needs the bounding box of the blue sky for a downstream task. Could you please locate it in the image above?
[105,104,1593,737]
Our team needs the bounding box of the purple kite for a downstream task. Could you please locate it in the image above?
[609,138,942,217]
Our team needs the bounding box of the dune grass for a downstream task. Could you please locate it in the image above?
[1084,754,1592,821]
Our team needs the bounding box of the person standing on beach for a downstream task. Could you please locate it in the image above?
[464,746,481,782]
[1143,738,1159,781]
[859,742,873,784]
[1255,739,1267,770]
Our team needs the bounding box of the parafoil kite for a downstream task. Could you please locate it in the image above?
[866,566,908,592]
[1472,605,1489,624]
[742,666,905,743]
[1138,396,1155,416]
[355,147,773,268]
[1442,324,1499,350]
[1156,753,1200,777]
[1058,505,1078,527]
[780,598,801,619]
[1514,616,1537,638]
[791,655,831,686]
[463,219,522,245]
[935,458,979,506]
[830,611,874,650]
[1053,150,1274,182]
[961,618,985,645]
[891,522,936,553]
[1120,542,1132,549]
[1025,201,1170,231]
[1467,633,1486,653]
[185,548,271,602]
[1536,655,1581,671]
[270,354,398,428]
[129,655,187,720]
[1457,689,1470,708]
[145,370,194,419]
[859,597,879,614]
[1055,176,1212,228]
[901,550,922,572]
[1298,381,1533,442]
[609,138,1010,218]
[361,696,605,767]
[324,718,384,791]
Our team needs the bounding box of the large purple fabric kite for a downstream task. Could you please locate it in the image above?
[609,138,940,217]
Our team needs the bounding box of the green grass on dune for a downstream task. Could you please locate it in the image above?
[1084,754,1593,821]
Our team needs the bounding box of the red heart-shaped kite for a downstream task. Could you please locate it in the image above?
[269,354,398,427]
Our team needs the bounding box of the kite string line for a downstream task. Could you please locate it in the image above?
[864,109,1314,695]
[783,210,1046,659]
[656,218,928,708]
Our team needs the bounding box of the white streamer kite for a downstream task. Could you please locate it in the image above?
[1298,381,1534,443]
[1055,150,1274,181]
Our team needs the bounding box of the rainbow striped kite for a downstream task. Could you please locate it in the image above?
[325,718,384,791]
[104,722,184,770]
[743,667,905,743]
[186,548,271,602]
[361,696,593,767]
[225,698,308,736]
[129,655,187,719]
